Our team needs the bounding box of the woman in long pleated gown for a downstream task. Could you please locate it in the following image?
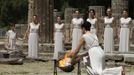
[24,15,40,59]
[53,16,64,60]
[104,8,116,53]
[119,9,132,52]
[71,10,84,51]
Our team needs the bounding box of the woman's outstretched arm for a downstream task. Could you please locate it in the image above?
[23,24,30,39]
[69,37,85,58]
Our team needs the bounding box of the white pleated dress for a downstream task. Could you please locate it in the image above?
[28,22,40,58]
[6,30,16,50]
[82,33,105,74]
[119,17,131,52]
[86,18,97,34]
[104,17,114,53]
[53,23,64,60]
[71,18,84,51]
[82,33,123,75]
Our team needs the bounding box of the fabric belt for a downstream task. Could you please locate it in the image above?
[90,45,99,49]
[121,25,128,28]
[105,24,112,28]
[56,30,62,32]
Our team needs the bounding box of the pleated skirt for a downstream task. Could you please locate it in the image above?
[119,28,130,52]
[104,28,114,53]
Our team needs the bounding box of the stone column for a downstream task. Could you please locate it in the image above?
[28,0,54,43]
[131,20,134,44]
[64,8,76,43]
[53,9,61,23]
[112,0,129,51]
[28,0,34,23]
[112,0,128,19]
[89,6,105,18]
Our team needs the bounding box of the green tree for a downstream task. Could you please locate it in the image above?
[0,0,28,27]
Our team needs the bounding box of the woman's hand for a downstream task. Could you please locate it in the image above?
[23,24,30,40]
[69,38,85,58]
[23,33,28,40]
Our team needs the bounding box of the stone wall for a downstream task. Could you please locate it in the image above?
[88,6,105,18]
[64,8,76,43]
[112,0,128,19]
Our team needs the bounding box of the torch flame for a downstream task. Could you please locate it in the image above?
[59,52,71,67]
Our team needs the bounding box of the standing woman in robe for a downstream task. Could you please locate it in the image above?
[86,9,98,35]
[103,8,116,53]
[24,15,40,59]
[53,16,64,60]
[119,9,132,52]
[71,10,84,51]
[6,24,17,50]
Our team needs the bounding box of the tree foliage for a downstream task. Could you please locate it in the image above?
[54,0,112,19]
[0,0,28,27]
[0,0,134,27]
[54,0,111,12]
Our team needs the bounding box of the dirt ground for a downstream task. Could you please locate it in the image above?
[0,39,134,75]
[0,60,134,75]
[0,60,85,75]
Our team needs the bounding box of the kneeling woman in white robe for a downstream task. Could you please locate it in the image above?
[69,22,125,75]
